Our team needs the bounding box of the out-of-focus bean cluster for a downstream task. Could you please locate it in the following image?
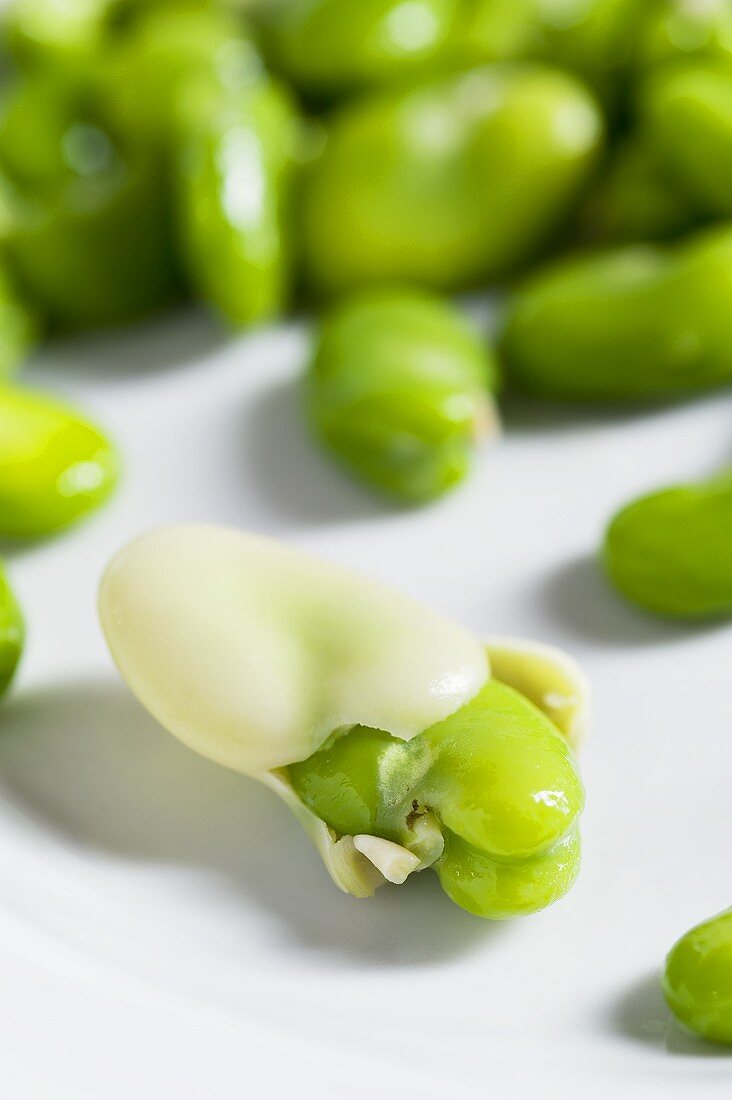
[2,0,732,704]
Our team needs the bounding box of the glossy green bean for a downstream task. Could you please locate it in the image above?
[290,678,584,919]
[0,74,177,328]
[174,44,298,325]
[500,225,732,402]
[603,472,732,619]
[0,384,118,537]
[642,62,732,218]
[307,288,499,501]
[0,564,23,699]
[300,64,603,297]
[664,909,732,1044]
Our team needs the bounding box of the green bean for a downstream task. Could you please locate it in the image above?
[0,73,177,328]
[4,0,113,68]
[603,472,732,619]
[663,909,732,1044]
[0,384,118,537]
[500,224,732,402]
[174,42,298,326]
[641,62,732,218]
[638,0,732,73]
[256,0,460,99]
[0,261,37,378]
[299,64,603,297]
[306,288,499,501]
[0,564,23,699]
[103,1,247,144]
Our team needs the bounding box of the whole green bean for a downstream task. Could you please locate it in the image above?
[603,472,732,619]
[0,260,37,378]
[0,564,23,699]
[174,43,298,326]
[256,0,460,99]
[638,0,732,73]
[500,225,732,402]
[307,288,500,501]
[300,64,603,297]
[664,909,732,1044]
[0,384,118,537]
[0,73,177,328]
[642,62,732,218]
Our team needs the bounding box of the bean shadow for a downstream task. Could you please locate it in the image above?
[0,679,492,968]
[536,554,727,649]
[500,393,653,438]
[500,389,732,440]
[609,972,732,1057]
[241,377,406,527]
[25,303,232,385]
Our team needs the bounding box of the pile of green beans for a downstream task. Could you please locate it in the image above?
[1,0,732,1040]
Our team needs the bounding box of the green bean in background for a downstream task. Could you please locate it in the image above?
[101,1,248,145]
[0,564,23,699]
[3,0,114,68]
[500,224,732,402]
[638,0,732,73]
[256,0,653,103]
[255,0,460,100]
[0,260,37,379]
[307,288,499,501]
[664,909,732,1044]
[299,63,604,298]
[0,384,118,538]
[174,43,299,326]
[641,62,732,219]
[0,72,178,329]
[603,472,732,620]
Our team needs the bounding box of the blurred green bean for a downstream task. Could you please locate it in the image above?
[642,61,732,218]
[174,43,298,325]
[0,384,118,537]
[0,73,178,328]
[664,909,732,1043]
[500,225,732,402]
[603,471,732,619]
[300,64,603,297]
[307,287,499,501]
[0,564,23,700]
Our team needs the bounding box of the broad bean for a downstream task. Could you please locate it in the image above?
[638,0,732,73]
[0,565,23,698]
[306,288,500,501]
[500,225,732,401]
[174,43,298,325]
[256,0,459,99]
[99,525,588,917]
[664,909,732,1044]
[0,384,118,537]
[603,472,732,619]
[0,263,37,378]
[299,64,603,296]
[641,62,732,218]
[0,74,177,328]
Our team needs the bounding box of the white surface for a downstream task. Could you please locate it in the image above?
[2,305,732,1098]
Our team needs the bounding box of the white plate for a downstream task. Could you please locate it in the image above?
[2,307,732,1098]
